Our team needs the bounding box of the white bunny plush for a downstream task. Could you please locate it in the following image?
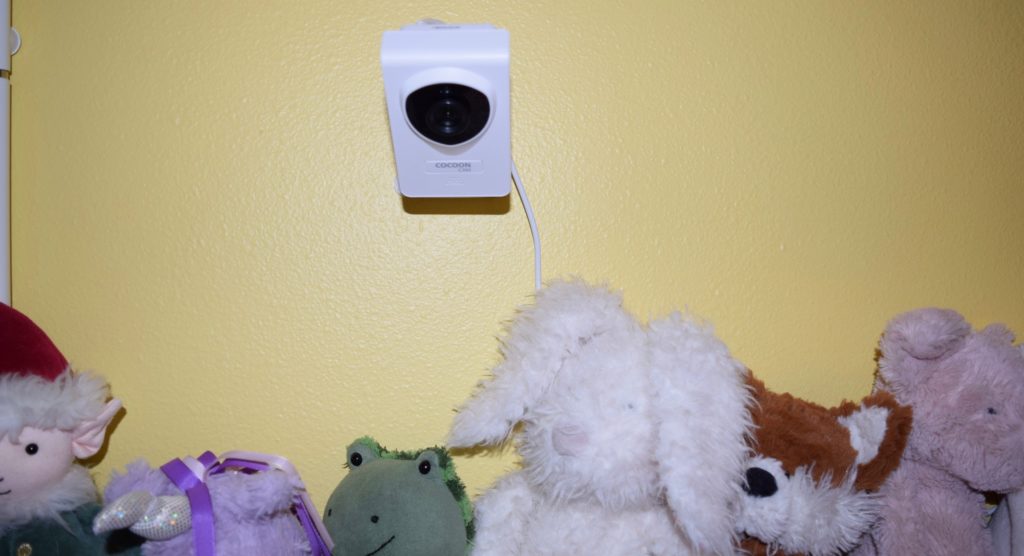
[447,280,753,556]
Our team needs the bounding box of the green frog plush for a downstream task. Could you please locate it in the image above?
[323,437,472,556]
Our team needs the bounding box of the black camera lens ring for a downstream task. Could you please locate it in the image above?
[405,83,490,146]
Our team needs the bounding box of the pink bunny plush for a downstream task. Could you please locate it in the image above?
[853,309,1024,556]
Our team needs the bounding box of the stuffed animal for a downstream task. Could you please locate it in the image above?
[447,280,753,555]
[736,374,912,556]
[323,437,473,556]
[0,303,137,556]
[990,347,1024,556]
[93,452,328,556]
[852,309,1024,556]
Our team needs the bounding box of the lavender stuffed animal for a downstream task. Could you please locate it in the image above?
[989,348,1024,556]
[93,460,313,556]
[853,309,1024,556]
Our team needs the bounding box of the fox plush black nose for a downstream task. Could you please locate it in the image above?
[743,467,778,497]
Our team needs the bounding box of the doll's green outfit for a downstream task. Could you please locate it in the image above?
[1,502,143,556]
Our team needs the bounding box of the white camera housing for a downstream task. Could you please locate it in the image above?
[381,22,510,198]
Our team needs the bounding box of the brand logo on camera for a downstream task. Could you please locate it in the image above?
[425,160,482,174]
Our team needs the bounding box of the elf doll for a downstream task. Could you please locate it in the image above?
[0,303,140,555]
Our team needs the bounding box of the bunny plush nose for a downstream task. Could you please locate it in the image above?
[551,425,590,457]
[743,467,778,497]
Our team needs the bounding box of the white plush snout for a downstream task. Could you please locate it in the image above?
[737,456,880,556]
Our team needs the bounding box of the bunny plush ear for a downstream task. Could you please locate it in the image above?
[448,279,633,448]
[648,312,753,556]
[876,308,971,398]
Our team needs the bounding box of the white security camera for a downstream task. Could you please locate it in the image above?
[381,22,510,198]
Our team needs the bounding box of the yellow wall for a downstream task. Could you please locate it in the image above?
[11,1,1024,508]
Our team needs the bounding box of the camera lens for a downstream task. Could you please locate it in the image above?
[426,97,470,137]
[406,83,490,146]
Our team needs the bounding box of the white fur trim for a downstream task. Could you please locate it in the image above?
[839,405,891,466]
[0,464,99,534]
[0,371,110,440]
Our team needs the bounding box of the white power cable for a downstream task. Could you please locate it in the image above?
[511,160,541,290]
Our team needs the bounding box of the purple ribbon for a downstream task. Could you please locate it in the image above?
[160,452,332,556]
[160,451,219,556]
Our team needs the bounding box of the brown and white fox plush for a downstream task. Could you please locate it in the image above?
[736,374,912,556]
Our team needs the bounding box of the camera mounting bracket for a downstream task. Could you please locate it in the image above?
[381,22,510,198]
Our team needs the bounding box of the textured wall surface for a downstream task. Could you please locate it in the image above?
[11,1,1024,507]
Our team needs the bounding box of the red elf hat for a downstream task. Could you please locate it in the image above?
[0,303,110,437]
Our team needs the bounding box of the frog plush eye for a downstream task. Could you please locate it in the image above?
[345,438,382,470]
[415,451,443,480]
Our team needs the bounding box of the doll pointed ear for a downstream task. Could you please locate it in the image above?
[648,313,753,556]
[877,308,971,397]
[448,279,634,448]
[71,398,122,459]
